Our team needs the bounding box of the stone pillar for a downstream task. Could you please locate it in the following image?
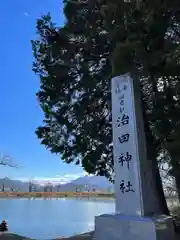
[112,73,162,216]
[94,74,175,240]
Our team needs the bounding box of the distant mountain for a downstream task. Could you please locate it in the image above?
[0,176,114,192]
[0,178,40,192]
[56,183,85,192]
[72,176,113,191]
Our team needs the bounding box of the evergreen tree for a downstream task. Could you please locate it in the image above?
[32,0,114,180]
[32,0,180,214]
[1,184,4,192]
[29,181,32,192]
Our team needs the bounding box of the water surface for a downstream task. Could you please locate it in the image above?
[0,197,178,239]
[0,198,115,239]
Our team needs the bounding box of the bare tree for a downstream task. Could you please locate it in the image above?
[0,153,18,168]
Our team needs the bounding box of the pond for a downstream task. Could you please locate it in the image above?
[0,198,115,239]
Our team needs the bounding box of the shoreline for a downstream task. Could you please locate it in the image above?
[1,230,180,240]
[0,192,114,199]
[57,231,94,240]
[0,204,179,240]
[0,232,94,240]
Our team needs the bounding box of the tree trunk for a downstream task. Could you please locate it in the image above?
[153,160,170,215]
[141,96,170,215]
[170,160,180,202]
[174,175,180,202]
[143,124,170,214]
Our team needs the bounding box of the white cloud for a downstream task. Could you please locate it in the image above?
[16,173,87,186]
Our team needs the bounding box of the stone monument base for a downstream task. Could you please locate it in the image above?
[94,214,175,240]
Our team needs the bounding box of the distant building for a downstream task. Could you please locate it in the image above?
[0,188,11,192]
[44,182,53,192]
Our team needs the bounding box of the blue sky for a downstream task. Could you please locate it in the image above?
[0,0,84,183]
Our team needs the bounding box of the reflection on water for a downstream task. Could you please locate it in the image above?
[0,198,115,239]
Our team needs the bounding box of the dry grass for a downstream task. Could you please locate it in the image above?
[0,233,29,240]
[0,232,94,240]
[0,192,114,199]
[57,231,94,240]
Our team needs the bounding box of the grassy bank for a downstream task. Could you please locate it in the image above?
[0,192,114,199]
[0,232,94,240]
[58,232,93,240]
[1,229,180,240]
